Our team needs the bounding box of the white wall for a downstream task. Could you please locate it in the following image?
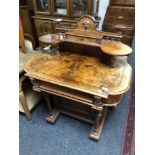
[98,0,110,30]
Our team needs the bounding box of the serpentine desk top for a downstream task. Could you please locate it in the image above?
[25,52,132,98]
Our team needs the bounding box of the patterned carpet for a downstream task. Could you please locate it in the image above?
[19,89,131,155]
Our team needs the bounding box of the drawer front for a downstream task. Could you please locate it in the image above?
[32,79,93,104]
[53,21,78,33]
[34,19,54,37]
[104,6,135,26]
[70,22,78,29]
[57,22,71,28]
[103,25,135,37]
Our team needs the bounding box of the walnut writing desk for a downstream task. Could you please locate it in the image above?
[24,16,132,140]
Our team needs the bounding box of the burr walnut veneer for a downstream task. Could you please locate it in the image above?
[24,16,132,140]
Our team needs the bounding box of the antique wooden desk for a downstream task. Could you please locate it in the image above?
[24,16,132,140]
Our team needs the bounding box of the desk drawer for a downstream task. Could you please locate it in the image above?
[70,22,78,28]
[53,20,78,33]
[57,22,71,28]
[33,79,94,105]
[30,78,123,107]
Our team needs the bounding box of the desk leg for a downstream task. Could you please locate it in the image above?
[43,93,52,113]
[89,107,107,141]
[19,84,32,121]
[43,93,60,124]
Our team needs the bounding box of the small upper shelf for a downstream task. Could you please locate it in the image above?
[39,15,132,56]
[100,41,132,56]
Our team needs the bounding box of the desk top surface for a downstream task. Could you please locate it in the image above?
[25,52,132,98]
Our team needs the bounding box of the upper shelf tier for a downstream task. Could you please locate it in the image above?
[100,41,132,56]
[39,15,132,56]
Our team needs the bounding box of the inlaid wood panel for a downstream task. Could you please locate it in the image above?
[104,6,135,26]
[34,19,54,37]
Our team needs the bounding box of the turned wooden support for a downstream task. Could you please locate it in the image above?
[19,81,32,121]
[93,96,103,133]
[43,92,52,113]
[93,110,103,133]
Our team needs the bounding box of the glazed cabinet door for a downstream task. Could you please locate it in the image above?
[34,19,54,37]
[33,0,52,15]
[70,0,93,17]
[51,0,69,16]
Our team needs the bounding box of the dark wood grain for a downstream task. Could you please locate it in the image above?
[102,3,135,46]
[19,3,38,47]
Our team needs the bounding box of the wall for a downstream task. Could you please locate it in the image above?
[98,0,110,30]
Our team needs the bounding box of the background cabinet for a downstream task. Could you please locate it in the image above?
[33,0,93,17]
[102,0,135,46]
[34,19,54,36]
[32,0,100,44]
[109,0,135,7]
[20,0,38,47]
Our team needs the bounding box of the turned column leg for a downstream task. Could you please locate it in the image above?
[43,92,60,124]
[43,93,52,113]
[89,96,108,140]
[93,110,103,133]
[19,83,32,121]
[89,107,107,140]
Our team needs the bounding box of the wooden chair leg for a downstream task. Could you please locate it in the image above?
[19,90,32,121]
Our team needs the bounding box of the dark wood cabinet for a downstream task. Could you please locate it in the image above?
[102,0,135,46]
[34,19,54,37]
[20,0,38,47]
[104,6,134,26]
[33,0,93,17]
[32,0,99,44]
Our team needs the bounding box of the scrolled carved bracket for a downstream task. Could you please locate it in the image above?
[29,77,39,89]
[92,96,104,111]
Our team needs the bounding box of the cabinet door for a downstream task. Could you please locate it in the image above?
[71,0,92,17]
[34,19,54,37]
[51,0,69,16]
[33,0,51,15]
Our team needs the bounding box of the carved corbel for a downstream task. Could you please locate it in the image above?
[29,78,39,88]
[92,96,104,111]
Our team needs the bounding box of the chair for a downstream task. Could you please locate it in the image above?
[19,16,41,121]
